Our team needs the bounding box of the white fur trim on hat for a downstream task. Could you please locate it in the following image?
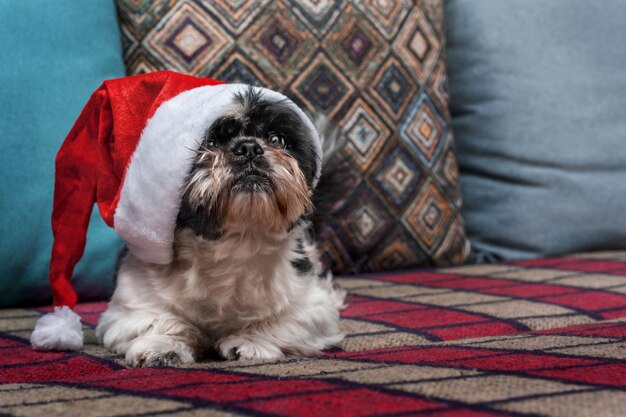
[30,306,84,351]
[113,84,321,266]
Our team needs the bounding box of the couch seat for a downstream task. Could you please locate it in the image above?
[2,251,626,416]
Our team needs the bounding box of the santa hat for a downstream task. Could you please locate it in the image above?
[30,71,322,351]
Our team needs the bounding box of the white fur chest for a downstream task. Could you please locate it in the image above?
[98,224,344,365]
[120,228,308,339]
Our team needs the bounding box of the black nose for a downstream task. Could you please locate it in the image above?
[232,140,264,160]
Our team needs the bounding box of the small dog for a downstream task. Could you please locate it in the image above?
[96,88,345,367]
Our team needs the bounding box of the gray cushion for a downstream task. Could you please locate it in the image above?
[445,0,626,261]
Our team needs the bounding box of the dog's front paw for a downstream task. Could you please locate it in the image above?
[125,336,196,367]
[217,335,284,360]
[128,350,185,367]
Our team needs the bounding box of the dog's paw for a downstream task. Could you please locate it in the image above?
[217,335,284,360]
[125,336,196,367]
[128,350,184,367]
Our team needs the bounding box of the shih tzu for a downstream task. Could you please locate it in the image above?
[95,87,345,367]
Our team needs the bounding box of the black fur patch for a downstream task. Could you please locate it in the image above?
[176,158,226,239]
[176,187,224,240]
[204,116,243,146]
[291,257,313,274]
[291,237,314,274]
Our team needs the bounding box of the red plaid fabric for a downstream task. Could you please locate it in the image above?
[2,251,626,416]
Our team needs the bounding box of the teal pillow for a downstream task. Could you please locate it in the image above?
[446,0,626,261]
[0,1,125,307]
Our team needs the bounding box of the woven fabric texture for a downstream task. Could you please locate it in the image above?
[114,0,471,273]
[4,251,626,416]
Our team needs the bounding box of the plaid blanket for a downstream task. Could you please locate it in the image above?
[2,251,626,416]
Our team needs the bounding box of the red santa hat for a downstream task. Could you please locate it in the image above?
[30,71,322,351]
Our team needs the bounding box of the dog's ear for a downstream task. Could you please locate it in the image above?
[311,114,340,161]
[309,116,354,238]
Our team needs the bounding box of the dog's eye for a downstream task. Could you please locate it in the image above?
[206,139,218,148]
[269,134,286,148]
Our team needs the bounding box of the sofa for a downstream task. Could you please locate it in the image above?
[3,251,626,416]
[2,1,625,416]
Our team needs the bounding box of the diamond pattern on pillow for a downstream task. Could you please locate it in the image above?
[115,0,471,273]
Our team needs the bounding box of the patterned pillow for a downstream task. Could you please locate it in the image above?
[115,0,471,273]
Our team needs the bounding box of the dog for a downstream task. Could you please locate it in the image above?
[95,87,346,367]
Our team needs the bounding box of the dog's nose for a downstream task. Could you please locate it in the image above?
[233,140,264,160]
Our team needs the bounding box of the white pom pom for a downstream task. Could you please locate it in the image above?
[30,306,84,351]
